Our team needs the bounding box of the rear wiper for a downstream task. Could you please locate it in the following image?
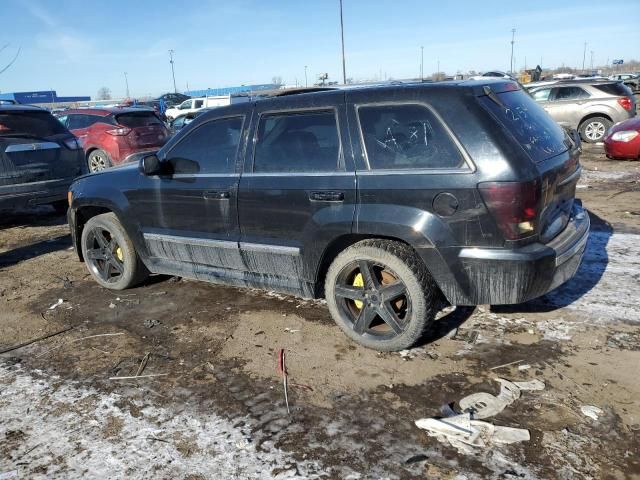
[483,86,506,109]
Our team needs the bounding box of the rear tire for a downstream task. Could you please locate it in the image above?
[579,117,611,143]
[81,213,148,290]
[325,239,438,351]
[87,149,112,172]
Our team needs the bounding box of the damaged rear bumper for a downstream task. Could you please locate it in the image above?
[439,204,590,305]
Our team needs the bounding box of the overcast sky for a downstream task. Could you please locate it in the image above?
[1,0,638,98]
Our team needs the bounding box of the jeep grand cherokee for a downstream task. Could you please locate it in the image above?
[67,80,589,351]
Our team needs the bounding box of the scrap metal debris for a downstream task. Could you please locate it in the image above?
[48,298,64,310]
[580,405,603,421]
[143,319,161,329]
[277,348,290,414]
[0,326,74,355]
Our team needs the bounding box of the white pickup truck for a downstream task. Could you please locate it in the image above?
[165,95,249,120]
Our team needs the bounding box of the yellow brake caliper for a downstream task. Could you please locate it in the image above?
[115,246,124,262]
[353,273,364,309]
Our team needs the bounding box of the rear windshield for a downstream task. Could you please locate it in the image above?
[0,111,68,137]
[479,89,568,163]
[592,83,631,97]
[115,112,163,128]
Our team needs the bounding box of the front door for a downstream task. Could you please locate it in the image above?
[129,108,248,271]
[237,92,356,295]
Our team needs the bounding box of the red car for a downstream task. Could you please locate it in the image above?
[604,117,640,160]
[56,108,170,172]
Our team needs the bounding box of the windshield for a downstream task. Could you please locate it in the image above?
[0,111,68,137]
[479,89,568,162]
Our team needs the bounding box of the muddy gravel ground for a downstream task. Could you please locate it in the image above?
[1,144,639,479]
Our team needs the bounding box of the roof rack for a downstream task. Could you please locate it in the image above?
[271,87,338,97]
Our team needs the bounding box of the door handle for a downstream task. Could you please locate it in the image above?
[309,191,345,202]
[203,190,230,200]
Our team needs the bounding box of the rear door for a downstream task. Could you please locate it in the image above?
[0,109,80,186]
[237,91,356,290]
[546,86,590,127]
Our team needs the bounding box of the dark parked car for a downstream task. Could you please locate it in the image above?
[67,80,589,351]
[0,105,85,212]
[156,93,191,107]
[56,108,170,172]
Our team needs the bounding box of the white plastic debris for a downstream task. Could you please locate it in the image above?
[48,298,64,310]
[458,378,545,419]
[415,414,530,454]
[109,302,116,309]
[518,364,531,371]
[580,405,603,421]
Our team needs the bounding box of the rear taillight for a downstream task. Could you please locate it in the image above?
[63,137,82,149]
[0,123,9,132]
[617,97,633,111]
[479,181,540,240]
[106,127,132,136]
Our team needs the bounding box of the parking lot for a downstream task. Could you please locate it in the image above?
[0,142,638,479]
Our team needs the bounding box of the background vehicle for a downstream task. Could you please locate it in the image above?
[526,80,636,143]
[0,105,85,212]
[56,108,170,172]
[156,92,190,107]
[608,73,640,92]
[165,95,250,120]
[0,99,18,105]
[169,110,204,134]
[604,117,640,159]
[68,80,589,351]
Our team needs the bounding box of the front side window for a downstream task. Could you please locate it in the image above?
[254,110,341,173]
[358,104,465,170]
[552,87,589,101]
[531,88,551,102]
[194,100,204,108]
[166,117,243,174]
[179,100,191,109]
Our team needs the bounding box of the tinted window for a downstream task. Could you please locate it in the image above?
[479,89,567,163]
[194,100,204,108]
[593,83,632,97]
[531,88,551,102]
[0,111,68,137]
[553,87,589,101]
[358,104,464,170]
[116,112,163,128]
[67,114,91,130]
[254,110,340,173]
[166,117,242,174]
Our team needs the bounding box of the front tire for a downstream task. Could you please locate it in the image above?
[325,239,438,351]
[579,117,611,143]
[81,213,148,290]
[87,149,112,172]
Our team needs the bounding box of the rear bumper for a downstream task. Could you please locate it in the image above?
[0,178,72,210]
[432,204,590,305]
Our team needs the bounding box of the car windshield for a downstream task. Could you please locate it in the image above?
[0,111,68,137]
[115,112,163,128]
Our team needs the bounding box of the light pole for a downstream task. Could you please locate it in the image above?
[420,46,424,81]
[304,65,308,87]
[124,72,130,98]
[339,0,347,84]
[582,42,587,72]
[169,49,177,94]
[509,28,516,74]
[590,51,594,72]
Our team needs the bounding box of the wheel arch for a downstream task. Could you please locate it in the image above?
[579,112,613,127]
[72,205,114,261]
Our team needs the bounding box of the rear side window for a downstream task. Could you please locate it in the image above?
[0,111,67,137]
[194,100,204,108]
[479,89,567,163]
[116,113,162,128]
[254,110,341,173]
[357,104,465,170]
[166,117,243,174]
[552,87,589,100]
[592,83,632,97]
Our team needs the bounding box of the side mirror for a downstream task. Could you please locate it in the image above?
[139,154,162,175]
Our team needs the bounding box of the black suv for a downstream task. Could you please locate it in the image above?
[67,80,589,351]
[1,105,86,212]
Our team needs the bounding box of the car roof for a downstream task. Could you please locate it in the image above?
[0,104,48,113]
[527,79,620,89]
[62,107,158,116]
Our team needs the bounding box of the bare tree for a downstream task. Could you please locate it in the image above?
[96,87,112,100]
[0,43,21,76]
[271,76,283,86]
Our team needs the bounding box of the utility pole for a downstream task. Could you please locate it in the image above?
[169,49,177,93]
[420,46,424,81]
[339,0,347,84]
[582,42,587,72]
[590,51,594,72]
[124,72,129,98]
[304,65,308,87]
[509,28,516,74]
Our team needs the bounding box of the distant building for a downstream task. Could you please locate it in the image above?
[0,90,91,104]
